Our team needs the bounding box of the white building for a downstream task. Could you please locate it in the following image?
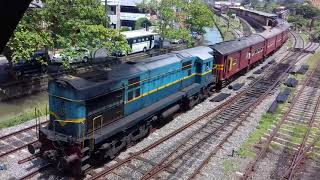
[103,0,151,29]
[214,1,241,9]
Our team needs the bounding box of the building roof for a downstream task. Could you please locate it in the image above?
[243,9,278,18]
[105,0,144,6]
[121,29,157,39]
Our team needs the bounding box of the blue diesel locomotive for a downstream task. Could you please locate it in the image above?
[28,46,215,175]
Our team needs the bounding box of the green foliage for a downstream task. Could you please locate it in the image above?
[222,159,238,175]
[0,103,47,129]
[237,108,284,158]
[163,28,192,46]
[6,0,130,65]
[292,3,320,19]
[6,9,52,63]
[135,18,152,30]
[120,26,131,32]
[185,0,215,34]
[140,0,214,45]
[136,0,159,14]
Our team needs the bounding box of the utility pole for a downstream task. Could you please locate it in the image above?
[116,0,121,29]
[105,0,108,27]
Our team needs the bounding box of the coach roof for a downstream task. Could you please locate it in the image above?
[211,34,265,55]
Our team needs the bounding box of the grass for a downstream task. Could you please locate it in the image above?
[237,106,284,157]
[305,52,320,70]
[214,15,236,41]
[238,52,320,158]
[222,159,238,175]
[300,32,309,44]
[287,38,293,49]
[0,103,48,129]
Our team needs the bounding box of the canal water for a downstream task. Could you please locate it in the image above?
[0,27,223,122]
[203,27,223,45]
[0,92,48,122]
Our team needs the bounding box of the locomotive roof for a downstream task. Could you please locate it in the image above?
[211,34,265,55]
[54,46,213,97]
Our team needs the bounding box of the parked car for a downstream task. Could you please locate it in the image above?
[168,38,184,44]
[49,48,91,64]
[189,32,201,40]
[13,50,49,77]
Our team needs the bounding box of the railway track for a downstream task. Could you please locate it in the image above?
[242,41,320,180]
[291,31,304,51]
[0,118,48,159]
[82,35,308,180]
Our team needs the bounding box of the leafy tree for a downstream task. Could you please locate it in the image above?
[5,8,52,66]
[5,0,130,66]
[136,0,159,15]
[185,0,214,34]
[135,18,152,30]
[163,28,192,46]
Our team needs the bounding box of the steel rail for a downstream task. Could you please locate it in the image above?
[281,64,320,179]
[0,120,48,141]
[282,135,320,180]
[0,140,38,158]
[242,61,318,180]
[19,163,50,180]
[18,153,40,164]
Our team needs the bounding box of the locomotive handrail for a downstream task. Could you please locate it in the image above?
[91,115,103,151]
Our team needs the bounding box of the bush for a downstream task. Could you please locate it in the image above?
[135,18,152,30]
[120,26,131,32]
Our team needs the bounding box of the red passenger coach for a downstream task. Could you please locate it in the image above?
[210,18,290,87]
[211,35,265,87]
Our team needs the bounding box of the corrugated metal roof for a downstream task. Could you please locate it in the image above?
[211,34,265,55]
[121,29,157,39]
[243,9,278,18]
